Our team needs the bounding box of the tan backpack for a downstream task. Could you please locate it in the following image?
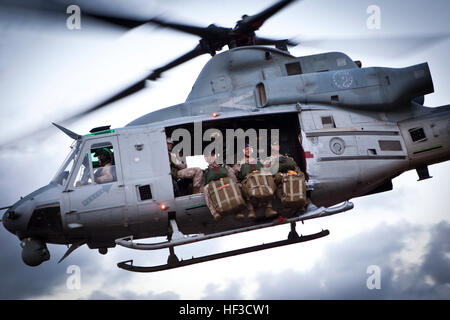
[242,171,276,204]
[275,171,307,210]
[207,177,246,216]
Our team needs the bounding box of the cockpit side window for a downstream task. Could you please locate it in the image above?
[91,143,117,184]
[52,141,80,186]
[73,141,117,187]
[73,153,93,187]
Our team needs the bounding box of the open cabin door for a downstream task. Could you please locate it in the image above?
[117,127,175,238]
[118,127,174,203]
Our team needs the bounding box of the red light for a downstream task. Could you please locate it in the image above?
[212,112,218,118]
[160,203,167,210]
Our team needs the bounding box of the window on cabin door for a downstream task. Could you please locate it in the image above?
[73,141,117,188]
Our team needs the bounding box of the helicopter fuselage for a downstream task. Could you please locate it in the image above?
[3,47,449,265]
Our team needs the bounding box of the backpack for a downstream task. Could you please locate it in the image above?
[275,171,307,210]
[207,177,246,216]
[242,172,276,204]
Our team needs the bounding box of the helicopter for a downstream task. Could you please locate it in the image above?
[1,0,449,273]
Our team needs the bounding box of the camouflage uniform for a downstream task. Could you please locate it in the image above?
[169,152,204,192]
[233,158,277,217]
[263,154,306,213]
[262,154,301,175]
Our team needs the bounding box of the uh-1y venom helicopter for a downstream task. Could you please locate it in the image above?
[1,0,449,272]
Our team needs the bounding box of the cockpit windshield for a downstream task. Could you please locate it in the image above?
[51,140,81,186]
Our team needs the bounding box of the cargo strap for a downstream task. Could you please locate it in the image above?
[220,179,231,208]
[283,175,303,201]
[247,174,273,197]
[262,174,273,195]
[211,181,224,210]
[228,179,241,203]
[211,179,241,210]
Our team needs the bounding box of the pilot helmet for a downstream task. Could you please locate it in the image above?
[94,148,113,162]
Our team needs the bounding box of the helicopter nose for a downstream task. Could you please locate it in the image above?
[2,209,16,234]
[2,183,59,238]
[1,210,9,231]
[2,200,32,238]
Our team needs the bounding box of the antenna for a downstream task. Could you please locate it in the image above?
[52,123,82,140]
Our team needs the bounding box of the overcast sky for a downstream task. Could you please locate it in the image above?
[0,0,449,300]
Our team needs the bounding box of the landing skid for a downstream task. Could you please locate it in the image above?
[115,201,353,250]
[116,201,353,273]
[117,229,329,273]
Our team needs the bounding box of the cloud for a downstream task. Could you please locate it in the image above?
[2,215,448,300]
[0,230,86,299]
[87,289,180,300]
[252,221,450,299]
[0,224,136,300]
[201,280,245,300]
[419,222,450,285]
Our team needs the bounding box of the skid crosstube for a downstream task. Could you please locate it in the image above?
[117,229,329,273]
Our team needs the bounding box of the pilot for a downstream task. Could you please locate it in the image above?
[93,148,116,184]
[233,143,277,219]
[167,137,204,194]
[203,150,239,221]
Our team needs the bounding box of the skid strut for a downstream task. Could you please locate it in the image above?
[117,229,329,273]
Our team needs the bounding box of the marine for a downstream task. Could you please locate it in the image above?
[263,140,307,213]
[233,143,278,219]
[167,137,204,194]
[203,151,245,221]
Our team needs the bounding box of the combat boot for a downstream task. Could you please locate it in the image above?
[264,207,278,218]
[192,187,201,194]
[235,213,245,220]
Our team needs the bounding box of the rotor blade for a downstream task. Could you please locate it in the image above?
[147,44,206,80]
[298,33,450,58]
[0,78,149,148]
[146,17,214,39]
[254,36,298,47]
[46,0,152,29]
[237,0,299,32]
[61,80,148,123]
[0,44,200,147]
[87,14,227,41]
[1,0,147,30]
[85,12,150,29]
[62,46,205,114]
